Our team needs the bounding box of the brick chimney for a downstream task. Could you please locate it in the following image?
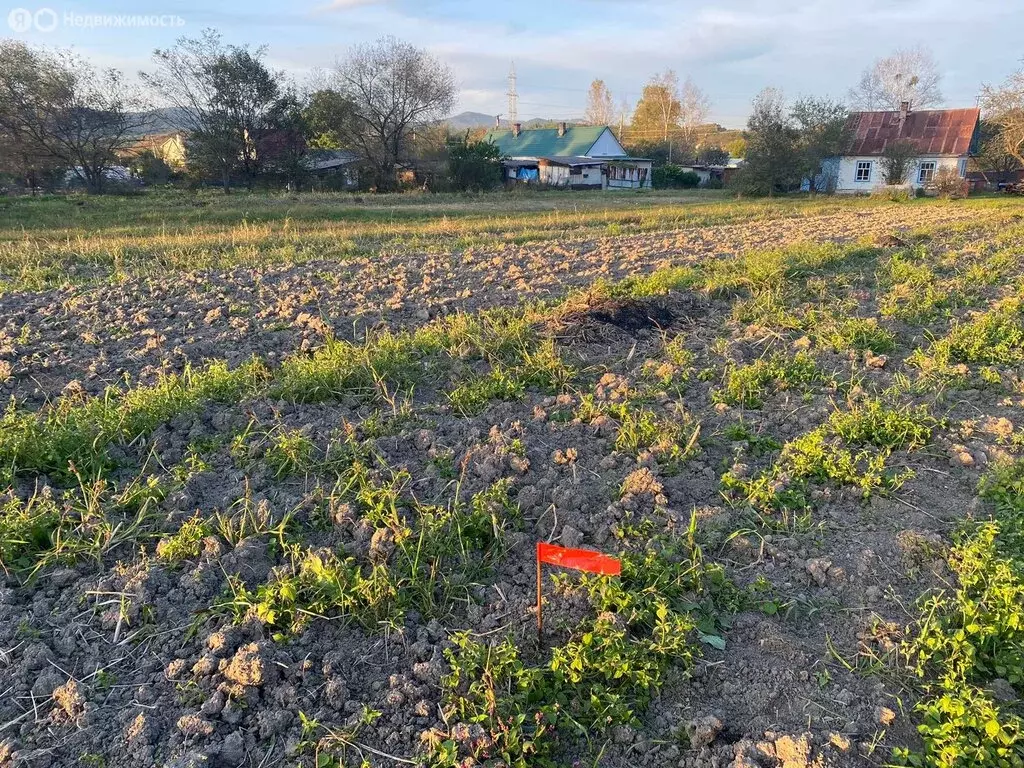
[898,101,910,134]
[558,122,566,137]
[513,122,521,138]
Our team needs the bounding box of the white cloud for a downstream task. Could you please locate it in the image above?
[316,0,385,11]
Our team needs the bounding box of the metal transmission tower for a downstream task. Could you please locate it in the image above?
[507,61,519,127]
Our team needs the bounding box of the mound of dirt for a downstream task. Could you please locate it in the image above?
[550,296,699,343]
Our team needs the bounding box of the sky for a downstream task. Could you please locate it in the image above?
[3,0,1022,128]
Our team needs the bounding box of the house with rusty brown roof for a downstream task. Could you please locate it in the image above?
[831,103,980,193]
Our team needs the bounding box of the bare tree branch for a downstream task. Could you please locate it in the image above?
[849,47,943,110]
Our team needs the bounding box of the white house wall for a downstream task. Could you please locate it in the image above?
[540,165,570,186]
[834,155,965,193]
[587,128,628,158]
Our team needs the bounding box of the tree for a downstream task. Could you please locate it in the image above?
[652,166,700,189]
[143,30,231,189]
[678,76,711,148]
[880,139,918,185]
[332,36,456,191]
[447,135,503,191]
[980,66,1024,169]
[143,31,291,191]
[972,119,1022,186]
[632,70,681,142]
[734,88,800,196]
[303,89,359,150]
[130,150,174,185]
[206,47,285,187]
[0,40,146,194]
[791,96,849,192]
[725,137,747,159]
[697,146,730,166]
[0,116,61,192]
[849,47,942,110]
[261,93,311,187]
[584,79,616,126]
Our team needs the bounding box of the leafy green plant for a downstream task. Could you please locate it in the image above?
[155,514,211,565]
[896,525,1024,767]
[895,460,1024,767]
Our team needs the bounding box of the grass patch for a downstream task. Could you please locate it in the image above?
[811,315,897,354]
[878,248,955,324]
[916,297,1024,372]
[577,397,701,474]
[723,400,934,519]
[0,359,268,481]
[220,467,520,635]
[712,351,822,408]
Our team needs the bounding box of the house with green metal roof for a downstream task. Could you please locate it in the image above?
[482,122,652,190]
[482,123,627,159]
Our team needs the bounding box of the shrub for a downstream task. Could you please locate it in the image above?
[653,165,700,189]
[881,140,918,185]
[445,137,503,192]
[930,167,970,199]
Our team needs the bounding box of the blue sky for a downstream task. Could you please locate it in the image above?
[4,0,1022,127]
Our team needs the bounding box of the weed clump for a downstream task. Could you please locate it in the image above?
[0,494,63,571]
[811,315,896,354]
[577,397,701,475]
[712,351,822,408]
[222,470,520,635]
[723,400,934,519]
[432,549,700,767]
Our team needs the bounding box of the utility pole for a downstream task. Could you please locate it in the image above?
[507,61,519,128]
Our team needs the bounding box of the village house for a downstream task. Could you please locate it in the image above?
[304,149,362,188]
[124,131,188,169]
[483,123,652,190]
[829,103,980,193]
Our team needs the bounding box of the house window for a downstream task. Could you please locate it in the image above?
[855,161,872,183]
[918,161,937,185]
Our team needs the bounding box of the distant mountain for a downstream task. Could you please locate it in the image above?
[443,111,499,130]
[125,107,192,138]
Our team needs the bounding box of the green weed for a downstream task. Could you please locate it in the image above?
[812,316,897,354]
[155,514,211,565]
[723,400,934,516]
[712,352,822,408]
[433,548,700,767]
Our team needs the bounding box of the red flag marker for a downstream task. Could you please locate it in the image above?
[536,542,621,636]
